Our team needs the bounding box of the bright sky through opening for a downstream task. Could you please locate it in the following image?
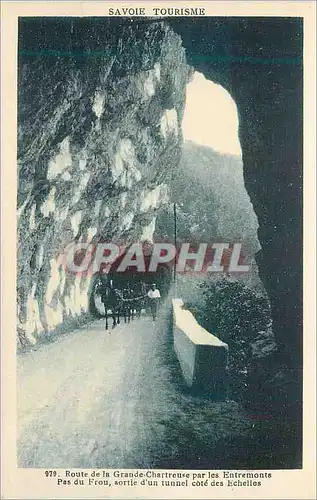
[182,72,242,156]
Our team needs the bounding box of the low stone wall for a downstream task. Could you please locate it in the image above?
[172,299,229,397]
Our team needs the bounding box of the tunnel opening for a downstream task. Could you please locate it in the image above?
[160,17,303,467]
[167,17,303,374]
[155,70,275,405]
[154,45,302,464]
[156,70,262,274]
[89,243,173,318]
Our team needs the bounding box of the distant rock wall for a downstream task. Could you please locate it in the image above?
[17,20,191,345]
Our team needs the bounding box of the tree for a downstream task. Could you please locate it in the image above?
[186,276,272,396]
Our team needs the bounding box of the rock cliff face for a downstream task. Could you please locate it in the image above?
[17,19,191,345]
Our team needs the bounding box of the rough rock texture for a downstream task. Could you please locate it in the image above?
[17,19,191,345]
[169,18,303,370]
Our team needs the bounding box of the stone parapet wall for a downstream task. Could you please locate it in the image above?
[172,299,228,397]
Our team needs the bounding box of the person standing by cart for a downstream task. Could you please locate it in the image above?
[147,283,161,321]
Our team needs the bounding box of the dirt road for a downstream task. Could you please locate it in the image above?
[18,314,251,469]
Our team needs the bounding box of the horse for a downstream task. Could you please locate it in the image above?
[100,283,122,330]
[120,287,134,323]
[118,285,143,322]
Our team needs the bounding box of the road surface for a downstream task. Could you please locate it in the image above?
[18,314,251,469]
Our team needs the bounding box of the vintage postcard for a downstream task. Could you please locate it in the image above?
[1,1,316,499]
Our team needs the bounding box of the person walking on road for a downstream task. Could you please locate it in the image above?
[147,283,161,321]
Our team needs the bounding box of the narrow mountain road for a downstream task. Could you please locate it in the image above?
[18,314,251,469]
